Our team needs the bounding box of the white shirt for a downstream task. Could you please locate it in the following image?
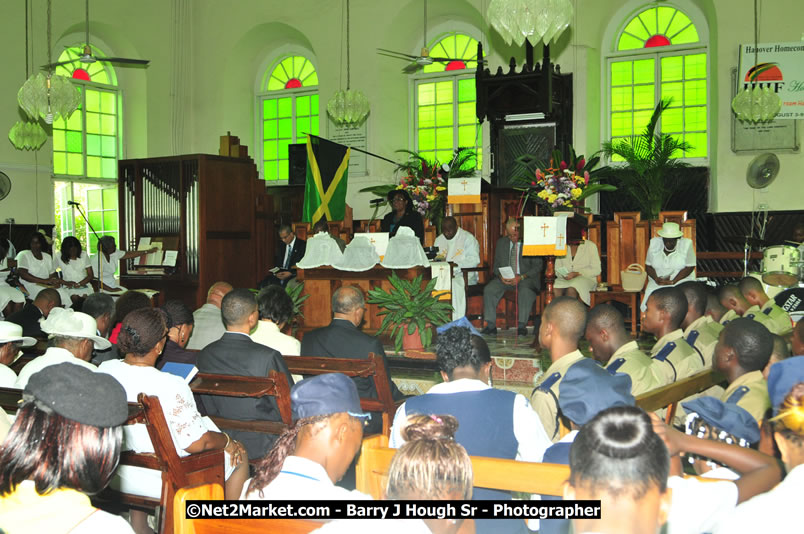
[15,250,54,295]
[0,363,16,388]
[15,347,97,389]
[97,360,207,455]
[667,475,737,534]
[251,320,301,355]
[389,378,552,462]
[646,237,696,279]
[434,228,481,284]
[284,238,296,269]
[97,249,126,288]
[241,456,372,501]
[52,251,91,284]
[714,463,804,533]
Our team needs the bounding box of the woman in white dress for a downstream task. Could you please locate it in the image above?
[0,241,25,317]
[95,236,154,292]
[554,239,602,306]
[15,233,60,301]
[52,236,94,308]
[641,222,696,311]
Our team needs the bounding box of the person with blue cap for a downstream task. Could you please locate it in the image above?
[241,373,372,500]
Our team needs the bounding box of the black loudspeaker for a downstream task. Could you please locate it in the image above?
[492,122,556,188]
[288,143,307,186]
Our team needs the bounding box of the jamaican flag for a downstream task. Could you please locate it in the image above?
[302,135,350,224]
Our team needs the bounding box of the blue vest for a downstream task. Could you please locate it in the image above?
[539,442,573,534]
[406,388,526,534]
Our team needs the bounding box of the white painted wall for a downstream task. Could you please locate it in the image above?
[0,0,800,225]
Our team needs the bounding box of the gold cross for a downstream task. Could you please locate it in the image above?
[370,238,376,246]
[541,223,550,237]
[453,248,463,258]
[556,233,565,248]
[461,179,468,192]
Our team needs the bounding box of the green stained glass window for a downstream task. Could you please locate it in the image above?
[259,56,319,181]
[414,34,481,170]
[609,7,707,159]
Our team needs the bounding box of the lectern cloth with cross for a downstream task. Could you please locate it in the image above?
[522,216,568,256]
[448,176,481,204]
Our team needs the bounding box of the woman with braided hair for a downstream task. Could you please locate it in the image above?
[98,308,248,533]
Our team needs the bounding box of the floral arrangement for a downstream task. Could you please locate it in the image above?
[514,148,615,216]
[361,147,477,232]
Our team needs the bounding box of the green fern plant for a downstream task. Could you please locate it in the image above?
[367,272,452,353]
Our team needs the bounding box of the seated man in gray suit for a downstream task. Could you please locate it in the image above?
[300,285,403,435]
[481,218,543,336]
[197,288,294,460]
[186,281,232,350]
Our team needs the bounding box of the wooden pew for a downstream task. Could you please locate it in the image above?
[285,353,397,436]
[355,434,569,500]
[635,369,725,423]
[189,371,292,436]
[174,483,323,534]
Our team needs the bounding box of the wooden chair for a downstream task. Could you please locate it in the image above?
[189,371,292,437]
[635,369,724,424]
[174,483,323,534]
[285,353,397,436]
[356,434,569,500]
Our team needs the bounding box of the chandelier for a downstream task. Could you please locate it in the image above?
[487,0,574,47]
[731,0,781,122]
[8,120,47,150]
[327,0,369,127]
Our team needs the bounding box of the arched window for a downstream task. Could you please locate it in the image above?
[413,33,481,169]
[258,55,319,181]
[607,5,708,159]
[52,45,121,256]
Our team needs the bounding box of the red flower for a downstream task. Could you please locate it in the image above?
[560,161,568,171]
[576,158,585,171]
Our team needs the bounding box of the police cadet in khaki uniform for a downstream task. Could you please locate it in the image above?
[713,318,772,425]
[679,281,724,367]
[643,287,703,386]
[531,297,587,442]
[718,284,777,334]
[739,277,794,337]
[585,303,659,396]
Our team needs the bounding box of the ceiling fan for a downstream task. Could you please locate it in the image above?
[42,0,149,70]
[377,0,484,74]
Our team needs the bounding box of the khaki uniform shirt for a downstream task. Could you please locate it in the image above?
[720,370,770,424]
[649,329,703,386]
[743,305,781,335]
[720,309,739,326]
[604,340,659,396]
[759,300,793,336]
[531,350,585,442]
[683,315,723,368]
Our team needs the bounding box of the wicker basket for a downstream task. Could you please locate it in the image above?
[621,263,647,292]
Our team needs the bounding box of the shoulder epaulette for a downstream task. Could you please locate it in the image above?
[726,385,750,405]
[686,330,700,346]
[653,341,676,362]
[762,307,773,316]
[607,358,626,375]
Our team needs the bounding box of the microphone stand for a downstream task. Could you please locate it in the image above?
[69,202,104,292]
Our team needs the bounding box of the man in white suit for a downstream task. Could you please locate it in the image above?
[435,217,480,320]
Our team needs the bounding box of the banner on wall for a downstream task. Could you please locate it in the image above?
[522,216,568,257]
[448,176,481,204]
[737,42,804,119]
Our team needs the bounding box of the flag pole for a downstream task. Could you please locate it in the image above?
[306,133,398,166]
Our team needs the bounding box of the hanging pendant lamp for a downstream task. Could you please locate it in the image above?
[487,0,574,47]
[327,0,369,127]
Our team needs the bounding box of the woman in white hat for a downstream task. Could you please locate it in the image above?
[641,222,696,311]
[0,321,36,388]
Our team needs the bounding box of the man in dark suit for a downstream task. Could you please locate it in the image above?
[481,218,544,336]
[196,288,294,460]
[260,225,306,288]
[7,288,61,338]
[301,285,403,435]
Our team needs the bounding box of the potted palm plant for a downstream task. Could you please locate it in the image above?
[367,272,452,353]
[600,99,693,220]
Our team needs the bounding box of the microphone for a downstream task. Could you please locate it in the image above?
[67,200,81,206]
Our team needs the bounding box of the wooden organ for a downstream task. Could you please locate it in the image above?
[118,154,270,308]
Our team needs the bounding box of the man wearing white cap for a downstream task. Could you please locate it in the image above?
[0,322,36,388]
[641,222,697,311]
[14,308,111,389]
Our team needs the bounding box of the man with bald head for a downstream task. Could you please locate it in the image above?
[434,216,480,320]
[186,281,233,350]
[718,284,778,334]
[678,281,723,367]
[738,277,793,336]
[301,285,403,435]
[531,297,587,441]
[482,218,544,336]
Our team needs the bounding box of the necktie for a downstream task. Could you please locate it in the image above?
[284,244,291,269]
[509,243,516,275]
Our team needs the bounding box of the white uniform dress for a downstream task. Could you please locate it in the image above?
[0,257,25,315]
[434,227,481,319]
[14,250,54,300]
[553,240,602,305]
[641,237,696,311]
[96,249,126,291]
[52,251,93,307]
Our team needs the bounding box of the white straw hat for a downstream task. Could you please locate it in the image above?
[40,308,111,350]
[657,222,683,239]
[0,321,36,347]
